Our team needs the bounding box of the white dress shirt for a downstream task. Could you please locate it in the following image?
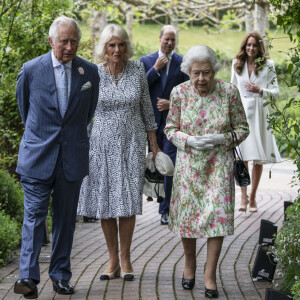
[158,49,173,76]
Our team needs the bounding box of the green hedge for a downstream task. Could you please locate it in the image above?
[0,169,23,225]
[0,210,21,265]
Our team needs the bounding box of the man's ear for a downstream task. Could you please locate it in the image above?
[48,37,54,48]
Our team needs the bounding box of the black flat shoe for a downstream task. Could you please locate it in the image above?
[205,287,219,298]
[52,280,75,294]
[14,278,38,298]
[182,277,195,290]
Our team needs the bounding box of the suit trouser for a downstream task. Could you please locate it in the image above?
[156,130,177,214]
[19,151,82,283]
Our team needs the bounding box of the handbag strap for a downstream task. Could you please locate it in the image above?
[231,131,244,161]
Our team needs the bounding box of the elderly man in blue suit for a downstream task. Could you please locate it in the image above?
[140,25,189,225]
[13,16,99,298]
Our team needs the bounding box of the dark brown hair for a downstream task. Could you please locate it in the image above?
[234,31,268,75]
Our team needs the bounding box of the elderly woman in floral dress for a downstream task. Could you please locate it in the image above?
[164,45,249,298]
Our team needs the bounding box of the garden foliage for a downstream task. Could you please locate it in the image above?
[273,198,300,299]
[0,169,23,265]
[268,0,300,297]
[0,169,23,224]
[0,210,21,266]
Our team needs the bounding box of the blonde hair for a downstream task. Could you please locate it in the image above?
[97,24,134,62]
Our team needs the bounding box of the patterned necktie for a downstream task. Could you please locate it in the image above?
[161,65,167,89]
[57,64,68,117]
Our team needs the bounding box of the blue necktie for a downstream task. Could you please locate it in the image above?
[57,64,68,117]
[161,65,167,89]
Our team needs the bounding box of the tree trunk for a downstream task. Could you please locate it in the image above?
[170,17,179,53]
[245,10,254,33]
[254,1,267,36]
[126,4,134,41]
[254,1,269,53]
[91,10,107,63]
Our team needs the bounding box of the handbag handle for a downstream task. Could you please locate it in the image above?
[231,131,244,161]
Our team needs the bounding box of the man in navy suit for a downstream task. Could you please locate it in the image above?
[13,16,99,298]
[140,25,189,225]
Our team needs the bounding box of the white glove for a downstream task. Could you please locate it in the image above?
[187,136,214,150]
[205,134,225,145]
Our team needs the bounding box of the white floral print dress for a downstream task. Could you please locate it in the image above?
[164,79,249,238]
[77,61,157,219]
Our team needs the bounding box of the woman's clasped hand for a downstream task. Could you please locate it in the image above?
[187,134,225,150]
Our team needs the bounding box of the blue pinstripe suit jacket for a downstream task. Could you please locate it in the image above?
[16,51,99,181]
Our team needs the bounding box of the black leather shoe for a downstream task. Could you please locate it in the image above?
[52,280,75,294]
[161,213,169,225]
[24,291,39,299]
[182,277,195,290]
[14,278,38,298]
[205,287,219,298]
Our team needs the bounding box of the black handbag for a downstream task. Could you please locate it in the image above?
[144,167,164,203]
[231,132,251,186]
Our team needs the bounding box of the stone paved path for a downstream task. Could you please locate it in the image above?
[0,160,297,300]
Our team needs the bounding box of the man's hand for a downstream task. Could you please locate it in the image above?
[157,98,170,111]
[153,55,168,71]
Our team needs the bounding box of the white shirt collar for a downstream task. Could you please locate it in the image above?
[51,50,72,69]
[158,49,173,60]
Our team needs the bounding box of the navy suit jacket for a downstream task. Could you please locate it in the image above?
[140,51,189,131]
[16,51,99,182]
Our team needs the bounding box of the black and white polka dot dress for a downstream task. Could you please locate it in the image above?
[77,61,157,219]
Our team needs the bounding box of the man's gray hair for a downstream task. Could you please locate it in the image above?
[49,16,81,43]
[181,45,221,75]
[97,24,134,62]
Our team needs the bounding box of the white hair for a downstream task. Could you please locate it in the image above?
[49,16,81,44]
[97,24,134,62]
[181,45,221,75]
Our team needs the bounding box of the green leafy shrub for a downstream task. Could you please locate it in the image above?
[268,0,300,297]
[0,169,23,224]
[291,280,300,300]
[0,210,21,265]
[273,197,300,297]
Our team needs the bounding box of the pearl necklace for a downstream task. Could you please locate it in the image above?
[108,63,125,85]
